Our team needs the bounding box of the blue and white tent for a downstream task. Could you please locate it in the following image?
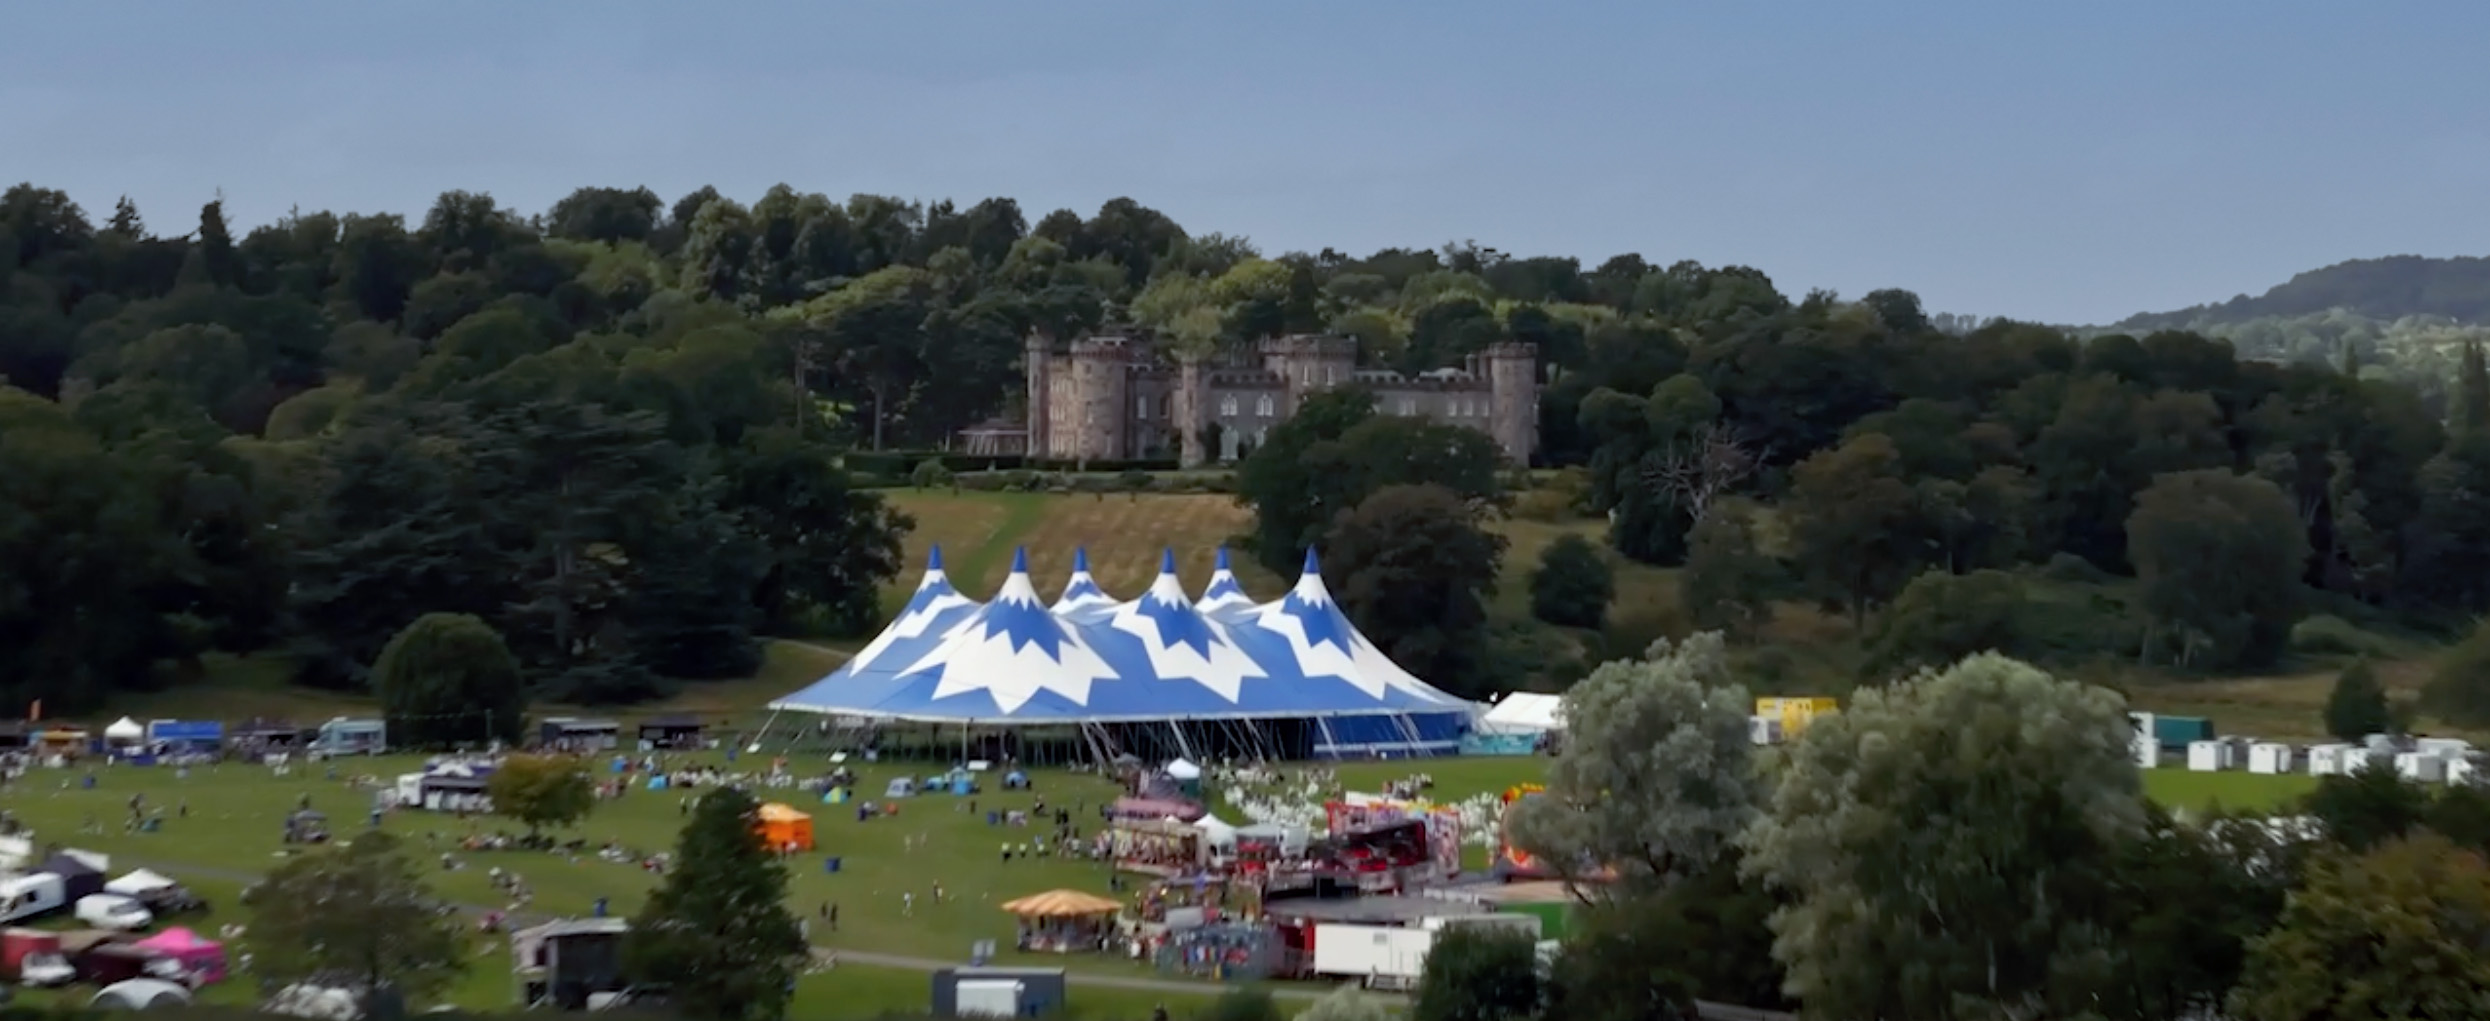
[770,547,1475,757]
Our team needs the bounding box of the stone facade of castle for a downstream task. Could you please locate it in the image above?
[982,332,1538,467]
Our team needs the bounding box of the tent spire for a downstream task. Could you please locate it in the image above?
[1011,547,1029,574]
[1073,547,1090,572]
[1160,548,1178,574]
[928,544,945,572]
[1301,547,1321,577]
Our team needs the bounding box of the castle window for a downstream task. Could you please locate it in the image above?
[1161,395,1173,418]
[1136,395,1150,419]
[1256,395,1274,417]
[1220,395,1238,417]
[1326,366,1338,386]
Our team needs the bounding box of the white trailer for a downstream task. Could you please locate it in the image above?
[1312,915,1544,990]
[1312,924,1434,990]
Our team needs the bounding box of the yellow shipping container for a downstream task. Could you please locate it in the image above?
[1771,697,1839,737]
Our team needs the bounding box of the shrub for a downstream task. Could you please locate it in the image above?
[2290,614,2386,657]
[1529,534,1613,629]
[909,458,954,490]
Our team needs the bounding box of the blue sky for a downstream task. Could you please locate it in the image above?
[5,1,2483,324]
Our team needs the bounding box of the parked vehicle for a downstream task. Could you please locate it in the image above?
[1,929,74,987]
[0,874,67,925]
[74,895,152,932]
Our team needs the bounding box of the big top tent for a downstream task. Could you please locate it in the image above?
[769,546,1476,760]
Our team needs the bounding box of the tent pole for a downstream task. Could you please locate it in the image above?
[749,708,784,755]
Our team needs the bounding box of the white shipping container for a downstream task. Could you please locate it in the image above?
[2417,738,2474,757]
[955,980,1024,1019]
[2248,743,2293,775]
[1748,717,1783,747]
[2397,753,2449,783]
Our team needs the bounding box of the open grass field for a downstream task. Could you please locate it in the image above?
[0,751,1280,1015]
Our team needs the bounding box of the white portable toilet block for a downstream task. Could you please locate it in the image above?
[2417,738,2474,758]
[2186,741,2229,772]
[2132,734,2161,769]
[2451,757,2483,787]
[2248,743,2293,775]
[2308,744,2349,776]
[2343,747,2389,775]
[2396,753,2449,784]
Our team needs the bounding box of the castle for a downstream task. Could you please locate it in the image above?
[965,333,1540,467]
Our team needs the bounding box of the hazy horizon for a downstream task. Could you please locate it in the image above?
[7,1,2484,325]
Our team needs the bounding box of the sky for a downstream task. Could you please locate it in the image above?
[5,1,2485,325]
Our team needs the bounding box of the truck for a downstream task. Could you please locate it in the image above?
[0,874,66,925]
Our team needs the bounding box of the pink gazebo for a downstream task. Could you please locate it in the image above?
[132,928,226,984]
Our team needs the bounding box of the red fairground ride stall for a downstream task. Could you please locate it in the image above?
[1319,798,1463,893]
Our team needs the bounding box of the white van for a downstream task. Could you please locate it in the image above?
[0,874,66,924]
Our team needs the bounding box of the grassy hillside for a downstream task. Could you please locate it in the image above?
[2116,253,2490,330]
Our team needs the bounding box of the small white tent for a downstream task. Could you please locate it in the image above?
[1476,693,1564,736]
[1194,813,1239,851]
[103,717,145,745]
[1164,759,1203,781]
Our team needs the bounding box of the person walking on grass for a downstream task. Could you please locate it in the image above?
[903,891,914,917]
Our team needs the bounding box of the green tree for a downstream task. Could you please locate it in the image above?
[2232,833,2490,1021]
[1744,654,2143,1021]
[1412,925,1541,1021]
[1509,633,1757,888]
[1863,568,2029,679]
[2422,618,2490,727]
[1235,388,1376,574]
[625,786,808,1021]
[372,613,526,746]
[2303,764,2433,853]
[1679,497,1778,640]
[1324,484,1506,699]
[486,754,596,838]
[1785,433,1928,625]
[242,831,467,1009]
[2126,469,2311,669]
[2323,658,2394,741]
[1528,533,1612,630]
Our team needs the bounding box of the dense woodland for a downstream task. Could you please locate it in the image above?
[5,181,2490,722]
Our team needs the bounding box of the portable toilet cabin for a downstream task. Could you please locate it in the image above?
[1747,717,1783,747]
[2308,744,2351,776]
[2396,752,2449,784]
[2186,741,2234,772]
[2342,747,2390,775]
[2452,755,2484,787]
[2248,743,2294,775]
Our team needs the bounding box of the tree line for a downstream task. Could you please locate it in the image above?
[8,179,2490,713]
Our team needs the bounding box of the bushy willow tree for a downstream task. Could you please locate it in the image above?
[1743,654,2143,1021]
[1508,632,1759,889]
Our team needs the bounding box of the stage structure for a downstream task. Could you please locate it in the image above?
[768,546,1477,762]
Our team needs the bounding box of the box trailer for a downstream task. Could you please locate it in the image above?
[1311,924,1435,989]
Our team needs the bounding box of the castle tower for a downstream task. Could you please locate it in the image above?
[1261,334,1358,417]
[1484,341,1539,465]
[1023,334,1052,458]
[1176,353,1208,468]
[1069,338,1131,462]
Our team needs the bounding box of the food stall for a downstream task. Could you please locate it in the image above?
[538,717,621,752]
[1111,818,1203,876]
[132,928,226,984]
[35,726,91,760]
[636,716,705,750]
[1000,890,1122,954]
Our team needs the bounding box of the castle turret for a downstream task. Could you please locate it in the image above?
[1069,337,1131,463]
[1484,342,1538,465]
[1176,353,1208,468]
[1024,334,1053,458]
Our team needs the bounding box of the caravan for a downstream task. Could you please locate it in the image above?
[0,874,66,925]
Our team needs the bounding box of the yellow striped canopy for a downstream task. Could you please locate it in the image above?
[999,889,1122,917]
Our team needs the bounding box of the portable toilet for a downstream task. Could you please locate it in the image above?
[2132,733,2161,769]
[2417,738,2474,758]
[2343,747,2389,775]
[2307,744,2350,776]
[1747,717,1783,747]
[2186,741,2231,772]
[2396,752,2449,784]
[2452,756,2483,787]
[2247,743,2293,775]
